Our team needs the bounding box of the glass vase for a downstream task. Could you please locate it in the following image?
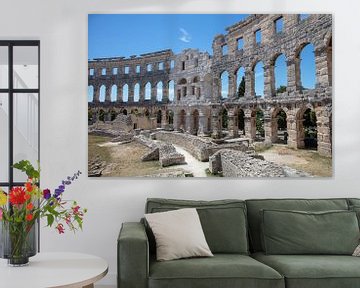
[0,220,37,266]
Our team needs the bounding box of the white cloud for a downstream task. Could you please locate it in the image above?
[179,28,191,43]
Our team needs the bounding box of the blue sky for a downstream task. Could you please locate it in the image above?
[88,14,315,101]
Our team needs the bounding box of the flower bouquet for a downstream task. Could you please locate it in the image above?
[0,160,87,266]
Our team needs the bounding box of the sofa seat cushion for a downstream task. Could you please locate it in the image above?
[252,252,360,288]
[149,254,284,288]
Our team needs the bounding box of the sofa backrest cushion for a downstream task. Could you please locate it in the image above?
[246,198,349,252]
[261,209,359,255]
[145,198,249,254]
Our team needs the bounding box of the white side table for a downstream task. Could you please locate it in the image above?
[0,252,108,288]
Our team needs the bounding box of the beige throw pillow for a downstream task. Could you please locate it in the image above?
[145,208,213,261]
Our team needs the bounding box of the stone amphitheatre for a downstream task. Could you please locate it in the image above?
[88,14,332,177]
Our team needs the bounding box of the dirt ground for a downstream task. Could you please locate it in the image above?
[259,144,332,177]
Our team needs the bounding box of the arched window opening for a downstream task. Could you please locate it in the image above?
[221,109,228,129]
[300,14,309,21]
[134,83,140,102]
[88,85,94,102]
[124,66,129,74]
[237,38,244,50]
[192,109,199,135]
[237,109,245,135]
[275,17,284,33]
[110,85,117,102]
[145,82,151,100]
[302,108,317,149]
[89,68,94,76]
[327,37,332,86]
[255,29,261,44]
[222,45,228,55]
[156,110,162,127]
[122,84,129,102]
[254,109,265,141]
[299,43,316,90]
[275,110,288,144]
[220,71,229,99]
[147,64,152,72]
[168,80,175,102]
[122,109,128,116]
[168,110,174,125]
[99,85,106,102]
[179,109,186,131]
[110,110,117,121]
[112,68,118,75]
[136,65,140,73]
[274,54,287,94]
[170,60,175,69]
[254,61,264,97]
[236,67,245,98]
[101,68,106,76]
[156,82,163,102]
[158,62,164,70]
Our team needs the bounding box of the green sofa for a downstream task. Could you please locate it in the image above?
[118,198,360,288]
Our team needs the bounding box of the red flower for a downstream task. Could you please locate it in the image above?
[26,203,34,210]
[56,223,65,234]
[24,193,31,201]
[25,182,33,192]
[9,187,26,205]
[26,214,33,221]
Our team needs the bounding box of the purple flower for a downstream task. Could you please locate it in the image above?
[43,189,51,200]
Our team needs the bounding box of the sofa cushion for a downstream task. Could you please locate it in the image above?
[145,208,213,261]
[246,198,349,252]
[261,209,359,255]
[146,198,248,254]
[252,252,360,288]
[149,254,284,288]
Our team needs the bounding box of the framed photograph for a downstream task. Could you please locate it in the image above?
[88,14,332,178]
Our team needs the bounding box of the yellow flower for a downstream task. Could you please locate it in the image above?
[0,190,7,206]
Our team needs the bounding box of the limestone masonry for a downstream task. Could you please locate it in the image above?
[88,14,332,157]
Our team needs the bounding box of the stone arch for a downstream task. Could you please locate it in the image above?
[220,70,229,99]
[122,109,128,116]
[252,108,265,141]
[179,109,186,131]
[326,37,332,86]
[145,82,151,100]
[193,76,199,83]
[295,43,316,90]
[191,109,200,135]
[272,53,287,94]
[219,107,228,130]
[167,109,174,125]
[253,61,265,97]
[178,78,187,85]
[122,84,129,102]
[88,85,94,102]
[156,109,162,128]
[296,106,317,150]
[111,84,117,102]
[271,108,288,143]
[235,108,245,135]
[134,83,140,102]
[99,85,106,102]
[156,81,163,102]
[235,67,246,98]
[168,80,175,102]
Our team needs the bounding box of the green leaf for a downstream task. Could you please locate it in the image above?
[47,214,54,227]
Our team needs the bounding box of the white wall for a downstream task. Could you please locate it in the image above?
[1,0,360,286]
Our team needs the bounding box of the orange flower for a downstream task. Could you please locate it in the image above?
[9,187,26,205]
[25,182,33,192]
[26,214,33,221]
[26,203,34,210]
[24,193,31,200]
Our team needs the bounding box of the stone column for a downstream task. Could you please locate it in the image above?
[245,67,254,98]
[128,84,134,103]
[151,84,157,103]
[286,57,298,93]
[211,108,221,138]
[117,85,123,103]
[315,47,331,88]
[93,85,99,103]
[198,112,206,136]
[316,106,332,157]
[139,84,145,103]
[286,108,298,149]
[264,62,274,97]
[263,110,272,142]
[228,74,236,100]
[173,111,180,131]
[227,108,239,137]
[186,112,192,134]
[212,76,221,101]
[162,85,169,103]
[244,110,255,141]
[105,86,111,103]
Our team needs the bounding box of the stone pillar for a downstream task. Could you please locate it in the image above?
[105,86,111,103]
[117,85,123,103]
[245,67,254,98]
[128,84,134,103]
[186,112,192,134]
[227,108,239,137]
[93,85,99,103]
[173,111,180,131]
[212,76,221,101]
[139,84,145,103]
[316,106,332,157]
[151,84,157,103]
[286,108,298,149]
[264,63,274,97]
[263,110,272,142]
[198,112,206,136]
[161,110,167,129]
[270,115,278,143]
[287,57,297,93]
[315,47,331,88]
[228,74,236,100]
[244,110,255,141]
[211,108,221,138]
[163,85,169,103]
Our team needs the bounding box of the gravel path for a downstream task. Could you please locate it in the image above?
[173,145,208,177]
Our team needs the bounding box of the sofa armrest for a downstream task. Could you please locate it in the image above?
[118,222,149,288]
